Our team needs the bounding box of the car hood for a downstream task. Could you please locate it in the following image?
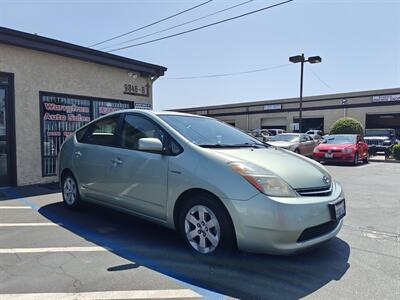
[317,143,354,150]
[267,141,296,148]
[210,147,330,190]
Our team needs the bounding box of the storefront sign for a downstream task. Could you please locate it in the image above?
[123,83,150,97]
[40,94,134,176]
[134,103,152,110]
[372,94,400,102]
[264,103,282,110]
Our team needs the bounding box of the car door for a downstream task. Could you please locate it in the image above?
[298,135,309,155]
[302,135,315,156]
[73,114,121,202]
[106,113,170,220]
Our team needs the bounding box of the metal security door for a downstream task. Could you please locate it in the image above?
[0,86,10,186]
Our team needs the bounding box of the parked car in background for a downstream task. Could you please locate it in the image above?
[247,129,271,142]
[364,128,397,156]
[267,128,286,136]
[313,134,369,165]
[267,133,319,156]
[59,110,345,256]
[306,129,324,137]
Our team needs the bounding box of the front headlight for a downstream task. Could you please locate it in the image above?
[342,148,353,153]
[313,147,320,153]
[228,162,298,197]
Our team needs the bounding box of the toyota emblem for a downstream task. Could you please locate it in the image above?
[322,176,330,185]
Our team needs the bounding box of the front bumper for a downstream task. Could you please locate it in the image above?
[313,152,354,162]
[225,182,345,255]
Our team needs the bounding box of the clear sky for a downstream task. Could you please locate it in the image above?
[1,0,399,110]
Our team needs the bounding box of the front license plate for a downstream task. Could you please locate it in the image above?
[329,200,346,220]
[325,153,333,158]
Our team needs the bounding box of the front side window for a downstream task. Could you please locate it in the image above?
[83,115,119,146]
[120,114,166,151]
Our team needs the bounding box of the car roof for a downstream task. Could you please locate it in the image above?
[104,109,209,119]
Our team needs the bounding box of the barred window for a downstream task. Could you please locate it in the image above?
[40,93,134,176]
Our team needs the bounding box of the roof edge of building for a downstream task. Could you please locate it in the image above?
[172,87,400,112]
[0,26,167,76]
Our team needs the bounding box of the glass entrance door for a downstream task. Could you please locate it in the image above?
[0,87,9,186]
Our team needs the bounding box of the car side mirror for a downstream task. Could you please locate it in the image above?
[138,138,164,152]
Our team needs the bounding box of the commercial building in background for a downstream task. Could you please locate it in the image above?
[0,26,166,187]
[175,87,400,136]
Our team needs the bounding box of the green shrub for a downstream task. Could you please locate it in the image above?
[330,118,364,135]
[392,144,400,160]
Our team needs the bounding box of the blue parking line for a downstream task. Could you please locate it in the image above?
[3,187,226,300]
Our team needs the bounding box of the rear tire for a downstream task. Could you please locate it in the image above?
[61,173,82,210]
[178,194,236,256]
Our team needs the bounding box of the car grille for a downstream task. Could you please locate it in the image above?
[318,149,342,153]
[365,139,383,146]
[297,220,340,242]
[296,184,333,197]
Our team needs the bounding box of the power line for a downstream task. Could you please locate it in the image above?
[162,63,293,80]
[107,0,295,52]
[100,0,255,51]
[308,68,336,92]
[89,0,214,48]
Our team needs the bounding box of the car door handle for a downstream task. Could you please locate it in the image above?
[74,151,82,158]
[111,158,123,165]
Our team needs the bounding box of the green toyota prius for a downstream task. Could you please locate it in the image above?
[58,110,346,255]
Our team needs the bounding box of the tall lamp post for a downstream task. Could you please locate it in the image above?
[289,54,322,132]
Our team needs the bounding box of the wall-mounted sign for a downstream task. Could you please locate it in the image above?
[40,93,134,176]
[124,83,150,97]
[264,103,282,110]
[372,94,400,102]
[134,103,152,110]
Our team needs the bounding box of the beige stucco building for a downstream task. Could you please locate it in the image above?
[176,88,400,137]
[0,26,166,186]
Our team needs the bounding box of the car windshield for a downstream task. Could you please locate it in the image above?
[365,129,392,136]
[269,134,299,142]
[159,115,266,147]
[324,135,356,144]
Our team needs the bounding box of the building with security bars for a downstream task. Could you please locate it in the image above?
[0,26,166,186]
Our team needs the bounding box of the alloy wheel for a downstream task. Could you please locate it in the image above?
[63,177,77,205]
[184,205,221,254]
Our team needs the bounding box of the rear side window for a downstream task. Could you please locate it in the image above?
[81,115,120,146]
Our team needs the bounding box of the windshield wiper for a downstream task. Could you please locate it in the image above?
[199,142,268,148]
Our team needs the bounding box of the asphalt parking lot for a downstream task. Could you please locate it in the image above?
[0,162,399,300]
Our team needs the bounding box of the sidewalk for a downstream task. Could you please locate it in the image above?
[369,155,400,163]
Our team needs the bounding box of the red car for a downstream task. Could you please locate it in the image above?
[313,134,369,165]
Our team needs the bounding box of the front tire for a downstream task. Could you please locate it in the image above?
[62,173,82,209]
[178,194,236,256]
[363,153,369,164]
[353,152,359,166]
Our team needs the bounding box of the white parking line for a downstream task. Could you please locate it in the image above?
[0,289,202,300]
[0,206,31,209]
[0,223,58,227]
[0,246,108,254]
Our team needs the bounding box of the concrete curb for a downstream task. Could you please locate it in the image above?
[369,158,400,164]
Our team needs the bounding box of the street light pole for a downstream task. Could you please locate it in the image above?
[289,54,322,133]
[299,53,305,133]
